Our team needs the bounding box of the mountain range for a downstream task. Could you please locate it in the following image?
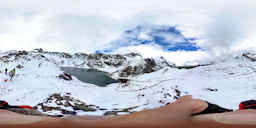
[0,49,256,116]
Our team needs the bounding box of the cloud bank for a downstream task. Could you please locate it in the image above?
[0,0,255,58]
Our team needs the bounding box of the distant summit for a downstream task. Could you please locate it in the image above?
[97,25,200,53]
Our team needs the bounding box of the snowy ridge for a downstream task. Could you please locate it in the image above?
[0,50,256,116]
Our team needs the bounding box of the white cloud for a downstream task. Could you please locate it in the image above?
[0,14,46,51]
[0,0,255,58]
[113,44,209,66]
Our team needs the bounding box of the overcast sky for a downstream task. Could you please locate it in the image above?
[0,0,256,58]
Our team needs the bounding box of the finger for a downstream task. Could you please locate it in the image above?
[173,95,193,104]
[188,99,208,115]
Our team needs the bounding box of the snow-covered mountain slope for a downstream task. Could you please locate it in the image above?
[0,50,256,116]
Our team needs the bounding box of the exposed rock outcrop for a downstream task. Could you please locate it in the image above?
[35,93,100,115]
[175,63,212,69]
[87,53,127,68]
[119,58,171,77]
[58,72,72,81]
[103,106,138,116]
[242,53,256,62]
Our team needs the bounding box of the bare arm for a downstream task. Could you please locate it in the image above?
[62,96,208,128]
[7,96,256,128]
[0,96,208,128]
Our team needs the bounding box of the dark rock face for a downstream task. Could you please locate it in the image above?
[119,66,135,77]
[4,51,29,61]
[0,51,28,62]
[61,109,77,115]
[176,65,201,69]
[173,86,187,100]
[87,53,127,68]
[12,51,29,57]
[242,53,256,62]
[58,72,72,81]
[40,51,129,68]
[35,93,139,116]
[117,78,130,83]
[61,52,73,58]
[205,88,218,92]
[16,64,24,69]
[35,93,100,115]
[73,104,97,112]
[175,63,213,70]
[103,106,138,116]
[74,53,88,59]
[119,58,158,77]
[33,48,44,53]
[144,58,157,73]
[1,50,171,77]
[44,51,73,59]
[0,50,50,63]
[123,52,142,58]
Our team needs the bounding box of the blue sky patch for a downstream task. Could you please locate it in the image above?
[96,25,200,53]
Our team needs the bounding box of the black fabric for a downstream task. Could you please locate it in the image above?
[0,101,27,110]
[241,100,256,106]
[0,101,23,109]
[192,102,233,116]
[243,106,256,109]
[240,100,256,109]
[47,115,64,118]
[0,101,9,109]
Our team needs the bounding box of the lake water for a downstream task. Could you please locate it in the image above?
[60,67,118,87]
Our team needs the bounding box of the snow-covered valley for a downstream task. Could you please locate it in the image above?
[1,49,256,116]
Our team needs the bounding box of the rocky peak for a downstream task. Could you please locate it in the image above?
[86,53,127,68]
[0,50,49,63]
[119,57,174,77]
[35,93,100,116]
[0,49,175,78]
[242,52,256,62]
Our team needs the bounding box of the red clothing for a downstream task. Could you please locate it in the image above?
[18,105,33,109]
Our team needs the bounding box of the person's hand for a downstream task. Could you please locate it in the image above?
[63,95,208,128]
[172,95,209,114]
[113,95,208,127]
